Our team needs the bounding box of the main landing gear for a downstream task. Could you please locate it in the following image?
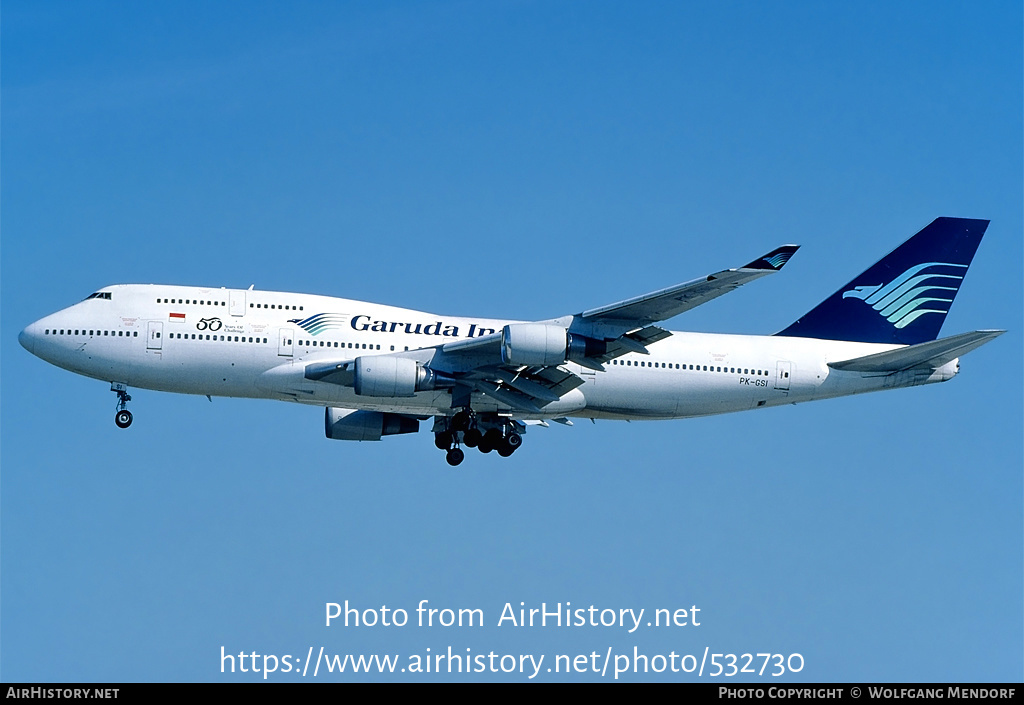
[434,429,465,466]
[446,446,465,467]
[434,410,524,466]
[112,383,133,428]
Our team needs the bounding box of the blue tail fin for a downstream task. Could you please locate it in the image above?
[775,217,988,345]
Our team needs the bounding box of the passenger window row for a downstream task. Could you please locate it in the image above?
[610,359,769,376]
[167,333,269,343]
[157,297,305,311]
[252,303,303,310]
[157,295,308,311]
[157,298,225,306]
[45,329,138,337]
[298,341,381,350]
[43,327,390,351]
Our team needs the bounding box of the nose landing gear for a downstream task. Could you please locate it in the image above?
[111,383,133,428]
[115,409,133,428]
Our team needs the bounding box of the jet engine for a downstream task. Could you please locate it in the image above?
[353,356,452,397]
[324,407,419,441]
[501,323,607,367]
[501,324,569,366]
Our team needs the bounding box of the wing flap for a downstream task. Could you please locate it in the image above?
[494,369,564,402]
[518,365,586,397]
[600,326,672,360]
[487,365,585,405]
[472,380,543,413]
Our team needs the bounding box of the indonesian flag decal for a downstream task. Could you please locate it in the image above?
[169,312,186,323]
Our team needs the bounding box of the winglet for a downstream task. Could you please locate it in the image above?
[741,245,800,271]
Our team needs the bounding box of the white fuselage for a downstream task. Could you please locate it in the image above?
[19,284,958,421]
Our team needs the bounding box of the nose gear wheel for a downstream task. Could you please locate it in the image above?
[112,385,133,428]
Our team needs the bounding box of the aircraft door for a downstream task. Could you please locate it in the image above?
[578,366,596,385]
[278,328,294,357]
[775,361,792,391]
[230,290,247,317]
[147,321,164,350]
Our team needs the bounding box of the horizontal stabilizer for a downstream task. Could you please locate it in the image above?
[828,330,1004,372]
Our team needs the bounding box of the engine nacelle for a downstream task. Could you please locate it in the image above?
[501,324,569,366]
[324,408,419,441]
[353,356,456,397]
[354,356,417,396]
[351,356,417,397]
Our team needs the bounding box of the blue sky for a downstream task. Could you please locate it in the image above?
[2,1,1021,682]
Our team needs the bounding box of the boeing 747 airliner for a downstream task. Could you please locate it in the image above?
[19,217,1002,465]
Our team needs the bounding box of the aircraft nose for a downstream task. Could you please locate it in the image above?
[19,325,36,354]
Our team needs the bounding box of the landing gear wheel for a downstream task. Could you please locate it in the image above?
[497,442,515,457]
[505,432,522,450]
[479,428,502,454]
[112,385,133,428]
[115,409,133,428]
[435,431,453,450]
[463,428,481,448]
[446,447,465,466]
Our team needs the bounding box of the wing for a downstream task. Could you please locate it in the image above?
[577,245,799,329]
[302,244,799,413]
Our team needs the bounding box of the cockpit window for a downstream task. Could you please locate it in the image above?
[83,292,112,300]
